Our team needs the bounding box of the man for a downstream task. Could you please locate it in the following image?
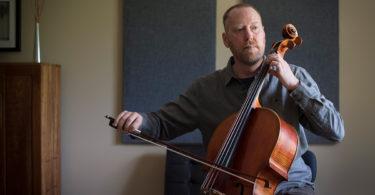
[114,3,345,195]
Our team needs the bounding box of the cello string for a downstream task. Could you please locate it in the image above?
[202,57,269,190]
[216,57,266,163]
[205,57,268,187]
[203,79,258,188]
[202,76,257,191]
[222,61,269,162]
[203,79,258,190]
[217,57,268,166]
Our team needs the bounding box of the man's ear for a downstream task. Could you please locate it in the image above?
[222,32,229,48]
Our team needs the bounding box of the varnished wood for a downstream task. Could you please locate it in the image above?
[0,63,60,195]
[206,108,298,195]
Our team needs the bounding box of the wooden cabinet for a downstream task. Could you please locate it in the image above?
[0,63,60,195]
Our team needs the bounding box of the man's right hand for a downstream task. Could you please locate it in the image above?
[114,111,143,132]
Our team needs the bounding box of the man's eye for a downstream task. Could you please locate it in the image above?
[252,25,263,34]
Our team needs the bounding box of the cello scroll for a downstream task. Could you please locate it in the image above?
[272,24,303,58]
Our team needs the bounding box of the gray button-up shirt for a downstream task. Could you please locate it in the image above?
[140,57,345,192]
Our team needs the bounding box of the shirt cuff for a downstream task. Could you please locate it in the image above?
[289,81,319,110]
[139,112,156,137]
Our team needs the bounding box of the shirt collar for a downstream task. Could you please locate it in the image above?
[222,56,237,86]
[222,56,268,86]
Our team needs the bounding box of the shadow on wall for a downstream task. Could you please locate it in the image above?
[122,153,166,195]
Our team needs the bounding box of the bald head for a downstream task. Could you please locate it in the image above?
[223,3,263,32]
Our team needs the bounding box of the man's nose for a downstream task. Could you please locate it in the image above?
[244,27,254,41]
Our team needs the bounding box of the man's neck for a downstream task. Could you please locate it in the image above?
[232,58,264,79]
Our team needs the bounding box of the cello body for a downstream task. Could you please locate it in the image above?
[206,107,298,195]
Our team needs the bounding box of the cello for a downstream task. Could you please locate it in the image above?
[106,24,302,195]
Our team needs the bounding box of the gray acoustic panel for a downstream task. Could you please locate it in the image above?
[245,0,339,144]
[122,0,216,144]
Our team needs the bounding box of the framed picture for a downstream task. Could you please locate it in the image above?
[0,0,20,51]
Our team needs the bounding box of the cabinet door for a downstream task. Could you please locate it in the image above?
[0,68,34,195]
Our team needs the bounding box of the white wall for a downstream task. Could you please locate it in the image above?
[0,0,374,194]
[310,1,375,194]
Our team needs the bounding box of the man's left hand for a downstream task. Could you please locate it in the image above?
[267,53,300,91]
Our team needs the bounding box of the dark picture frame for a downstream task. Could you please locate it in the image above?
[0,0,20,51]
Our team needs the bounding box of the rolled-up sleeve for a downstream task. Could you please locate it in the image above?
[289,67,345,142]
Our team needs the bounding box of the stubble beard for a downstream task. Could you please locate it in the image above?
[241,37,266,67]
[237,48,264,67]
